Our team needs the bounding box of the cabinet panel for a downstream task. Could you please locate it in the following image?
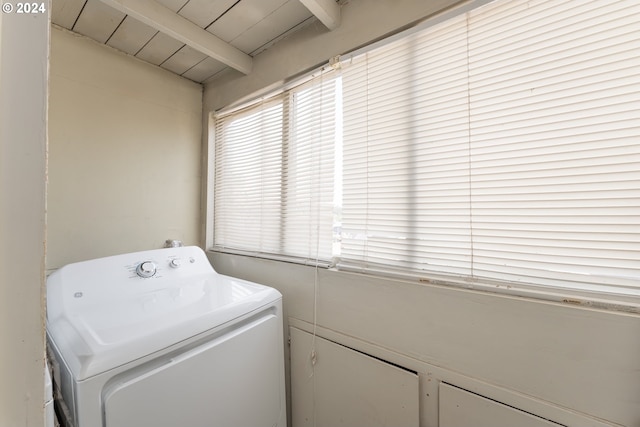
[290,327,419,427]
[440,383,563,427]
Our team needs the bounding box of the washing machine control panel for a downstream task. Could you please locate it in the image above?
[131,253,197,279]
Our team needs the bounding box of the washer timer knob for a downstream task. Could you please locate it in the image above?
[136,261,157,278]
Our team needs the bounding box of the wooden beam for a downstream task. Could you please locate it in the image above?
[98,0,253,74]
[299,0,341,30]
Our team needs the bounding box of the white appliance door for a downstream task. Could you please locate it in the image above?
[103,313,283,427]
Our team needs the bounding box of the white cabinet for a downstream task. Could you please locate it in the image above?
[440,383,564,427]
[290,327,419,427]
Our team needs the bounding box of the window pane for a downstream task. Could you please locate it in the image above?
[214,98,284,254]
[213,0,640,298]
[213,72,340,263]
[338,0,640,297]
[284,76,340,260]
[340,14,473,277]
[467,0,640,291]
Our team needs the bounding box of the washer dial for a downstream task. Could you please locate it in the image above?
[136,261,157,278]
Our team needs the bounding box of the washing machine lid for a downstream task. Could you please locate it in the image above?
[46,246,282,380]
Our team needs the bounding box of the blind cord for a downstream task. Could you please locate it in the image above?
[309,79,324,427]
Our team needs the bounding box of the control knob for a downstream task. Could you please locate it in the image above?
[169,259,182,269]
[136,261,157,278]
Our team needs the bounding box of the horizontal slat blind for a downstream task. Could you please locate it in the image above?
[213,0,640,298]
[340,14,473,276]
[338,0,640,295]
[284,76,339,260]
[214,72,339,262]
[214,96,285,254]
[467,0,640,290]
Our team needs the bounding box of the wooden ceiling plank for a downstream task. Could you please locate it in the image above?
[107,16,159,56]
[51,0,87,29]
[135,32,184,65]
[182,57,227,83]
[97,0,253,74]
[161,45,207,75]
[230,0,312,54]
[177,0,238,29]
[299,0,340,30]
[73,0,126,43]
[206,0,289,44]
[155,0,189,12]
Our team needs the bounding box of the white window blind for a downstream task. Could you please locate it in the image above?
[341,14,473,277]
[214,72,339,262]
[466,0,640,292]
[339,0,640,296]
[284,77,340,260]
[214,96,285,254]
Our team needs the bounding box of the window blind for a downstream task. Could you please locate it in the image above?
[467,0,640,292]
[341,14,473,278]
[214,72,339,262]
[283,76,340,260]
[339,0,640,295]
[214,96,285,254]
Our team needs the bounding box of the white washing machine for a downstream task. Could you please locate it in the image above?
[46,246,286,427]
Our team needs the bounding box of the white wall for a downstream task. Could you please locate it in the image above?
[47,27,203,270]
[203,1,640,426]
[0,7,49,427]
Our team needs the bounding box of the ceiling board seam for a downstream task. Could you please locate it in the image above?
[204,0,243,29]
[181,56,208,77]
[159,44,188,67]
[71,0,89,32]
[104,15,128,45]
[175,0,190,14]
[133,30,161,57]
[202,68,227,85]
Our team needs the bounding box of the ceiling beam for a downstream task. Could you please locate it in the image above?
[299,0,341,30]
[98,0,253,75]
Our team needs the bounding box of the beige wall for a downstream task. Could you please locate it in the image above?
[47,27,203,270]
[0,6,49,427]
[203,1,640,426]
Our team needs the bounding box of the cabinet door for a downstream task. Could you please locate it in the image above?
[440,383,564,427]
[290,327,419,427]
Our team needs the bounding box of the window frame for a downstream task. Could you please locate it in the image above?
[206,0,640,313]
[210,68,341,267]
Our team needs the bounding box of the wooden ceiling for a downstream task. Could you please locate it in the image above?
[52,0,341,83]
